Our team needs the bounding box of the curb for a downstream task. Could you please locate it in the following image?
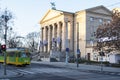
[77,69,120,76]
[57,65,120,76]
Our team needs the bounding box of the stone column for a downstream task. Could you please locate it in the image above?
[48,26,51,52]
[52,25,55,49]
[62,21,66,51]
[41,27,43,52]
[57,22,60,49]
[44,26,47,52]
[52,25,55,39]
[69,22,73,51]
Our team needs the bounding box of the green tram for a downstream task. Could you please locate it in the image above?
[0,47,31,66]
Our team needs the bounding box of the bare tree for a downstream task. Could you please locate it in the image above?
[7,33,22,48]
[0,8,14,46]
[96,9,120,52]
[25,32,40,52]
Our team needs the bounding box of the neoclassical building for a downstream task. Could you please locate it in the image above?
[39,5,112,61]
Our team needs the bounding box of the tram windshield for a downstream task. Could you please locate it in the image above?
[21,52,27,57]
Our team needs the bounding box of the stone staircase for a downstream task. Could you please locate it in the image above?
[34,48,75,62]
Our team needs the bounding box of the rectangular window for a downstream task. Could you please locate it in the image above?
[99,18,103,23]
[90,17,94,21]
[107,20,111,23]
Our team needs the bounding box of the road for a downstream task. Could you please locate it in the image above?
[3,63,120,80]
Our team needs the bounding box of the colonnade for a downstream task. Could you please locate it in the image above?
[40,21,73,53]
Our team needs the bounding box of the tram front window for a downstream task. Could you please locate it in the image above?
[21,52,27,57]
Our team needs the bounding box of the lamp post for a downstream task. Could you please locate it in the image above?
[1,9,12,75]
[65,18,69,65]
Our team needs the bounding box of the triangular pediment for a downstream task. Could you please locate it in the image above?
[86,5,112,15]
[40,9,63,23]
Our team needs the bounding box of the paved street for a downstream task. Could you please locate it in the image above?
[0,62,120,80]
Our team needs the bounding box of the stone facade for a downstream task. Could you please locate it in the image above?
[39,5,112,61]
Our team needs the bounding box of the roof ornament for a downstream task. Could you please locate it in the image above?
[50,2,56,10]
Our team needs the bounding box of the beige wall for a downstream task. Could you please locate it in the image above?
[85,11,111,60]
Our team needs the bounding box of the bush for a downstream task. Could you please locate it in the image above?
[68,58,88,63]
[69,58,120,68]
[68,58,75,63]
[68,58,110,65]
[50,58,58,62]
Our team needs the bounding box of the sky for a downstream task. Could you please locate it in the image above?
[0,0,120,37]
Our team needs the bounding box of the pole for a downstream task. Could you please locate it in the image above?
[77,54,79,67]
[66,51,68,64]
[2,9,12,75]
[76,49,80,68]
[100,55,103,71]
[76,22,80,67]
[101,60,103,71]
[4,22,7,75]
[3,51,6,75]
[3,10,9,75]
[65,18,68,65]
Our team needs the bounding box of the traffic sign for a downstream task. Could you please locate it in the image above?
[77,49,80,54]
[66,48,69,52]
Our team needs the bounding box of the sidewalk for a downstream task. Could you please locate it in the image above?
[32,61,120,76]
[0,64,22,79]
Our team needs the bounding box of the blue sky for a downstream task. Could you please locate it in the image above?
[0,0,120,36]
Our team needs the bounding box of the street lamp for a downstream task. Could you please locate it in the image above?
[65,18,69,65]
[1,9,12,75]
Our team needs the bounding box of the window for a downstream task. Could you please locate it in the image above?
[99,18,103,23]
[104,19,111,24]
[8,52,16,57]
[0,51,4,56]
[90,17,94,21]
[21,52,27,57]
[107,20,111,23]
